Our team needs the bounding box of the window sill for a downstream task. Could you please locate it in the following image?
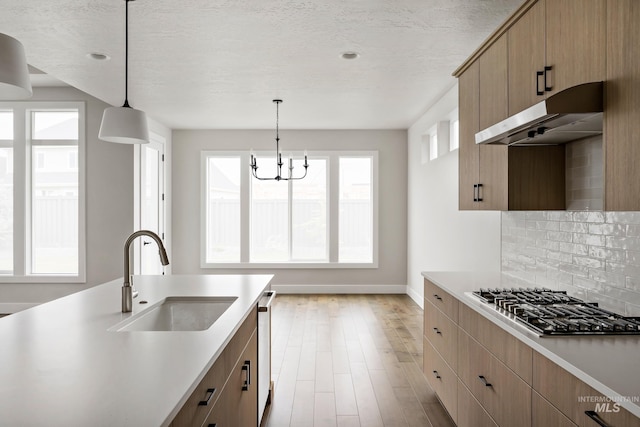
[0,275,85,284]
[201,261,378,269]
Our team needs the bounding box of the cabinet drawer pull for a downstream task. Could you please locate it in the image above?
[544,65,552,92]
[473,184,479,202]
[536,70,544,95]
[476,183,483,202]
[585,411,612,427]
[432,370,441,379]
[242,360,251,391]
[433,327,442,335]
[208,424,217,427]
[433,294,442,301]
[198,388,216,406]
[478,375,492,387]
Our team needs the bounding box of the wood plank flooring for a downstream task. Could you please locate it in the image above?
[262,294,455,427]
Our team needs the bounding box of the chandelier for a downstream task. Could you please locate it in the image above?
[250,99,308,181]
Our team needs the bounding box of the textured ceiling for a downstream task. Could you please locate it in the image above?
[2,0,523,129]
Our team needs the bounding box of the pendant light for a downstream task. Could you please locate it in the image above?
[0,33,32,100]
[250,99,309,181]
[99,0,149,144]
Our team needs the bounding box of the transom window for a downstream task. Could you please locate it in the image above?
[201,151,377,268]
[0,102,85,282]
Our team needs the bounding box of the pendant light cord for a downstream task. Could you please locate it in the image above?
[123,0,131,108]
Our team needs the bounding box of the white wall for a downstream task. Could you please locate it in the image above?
[172,129,408,293]
[406,84,501,306]
[0,86,134,310]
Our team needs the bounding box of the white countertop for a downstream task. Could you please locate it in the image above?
[0,274,273,427]
[422,271,640,418]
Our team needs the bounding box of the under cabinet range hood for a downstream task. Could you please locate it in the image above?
[475,82,604,146]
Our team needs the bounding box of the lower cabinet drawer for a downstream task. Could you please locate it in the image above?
[532,391,577,427]
[533,352,640,427]
[457,379,498,427]
[458,329,531,427]
[424,279,458,322]
[424,299,458,371]
[424,337,457,424]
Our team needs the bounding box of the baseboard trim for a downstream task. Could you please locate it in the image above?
[0,302,39,314]
[271,284,407,294]
[406,286,424,309]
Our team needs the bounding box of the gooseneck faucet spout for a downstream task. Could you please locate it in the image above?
[122,230,169,313]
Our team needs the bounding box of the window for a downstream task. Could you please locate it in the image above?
[450,118,459,151]
[0,102,85,281]
[201,151,377,267]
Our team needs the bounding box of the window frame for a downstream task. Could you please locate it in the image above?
[0,101,86,283]
[200,150,378,269]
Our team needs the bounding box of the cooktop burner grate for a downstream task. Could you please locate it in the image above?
[471,288,640,336]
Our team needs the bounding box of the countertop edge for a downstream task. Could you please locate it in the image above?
[422,271,640,419]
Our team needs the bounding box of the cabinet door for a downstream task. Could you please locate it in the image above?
[458,62,480,211]
[508,0,546,115]
[227,329,258,427]
[479,34,508,130]
[545,0,606,96]
[478,145,508,210]
[605,0,640,211]
[477,34,509,211]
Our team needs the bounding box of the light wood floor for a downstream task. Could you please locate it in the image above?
[262,294,455,427]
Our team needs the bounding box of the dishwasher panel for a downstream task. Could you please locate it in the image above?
[258,290,275,425]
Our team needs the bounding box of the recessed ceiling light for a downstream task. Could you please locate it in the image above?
[87,52,110,61]
[341,51,360,60]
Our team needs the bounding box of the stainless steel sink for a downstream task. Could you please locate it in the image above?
[111,296,237,332]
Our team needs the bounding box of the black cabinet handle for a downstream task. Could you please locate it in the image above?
[544,65,552,92]
[242,360,251,391]
[585,411,612,427]
[208,424,218,427]
[473,184,478,202]
[433,370,441,379]
[433,294,442,301]
[477,183,483,202]
[536,70,544,95]
[478,375,492,387]
[433,327,442,335]
[198,388,216,406]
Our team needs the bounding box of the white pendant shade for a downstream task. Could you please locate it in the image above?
[99,106,150,144]
[0,33,32,100]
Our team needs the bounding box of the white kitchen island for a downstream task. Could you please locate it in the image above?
[0,274,273,427]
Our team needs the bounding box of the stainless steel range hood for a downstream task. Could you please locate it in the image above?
[475,82,603,146]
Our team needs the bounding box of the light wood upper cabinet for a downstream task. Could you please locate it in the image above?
[508,0,546,115]
[458,59,509,211]
[604,0,640,211]
[508,0,605,115]
[479,35,508,130]
[545,0,606,96]
[458,62,480,211]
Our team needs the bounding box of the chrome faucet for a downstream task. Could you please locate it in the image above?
[122,230,170,313]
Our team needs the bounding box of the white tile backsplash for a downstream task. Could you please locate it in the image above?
[502,211,640,316]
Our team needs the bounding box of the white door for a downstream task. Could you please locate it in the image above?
[137,135,165,274]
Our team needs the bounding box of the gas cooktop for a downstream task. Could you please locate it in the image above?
[470,288,640,336]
